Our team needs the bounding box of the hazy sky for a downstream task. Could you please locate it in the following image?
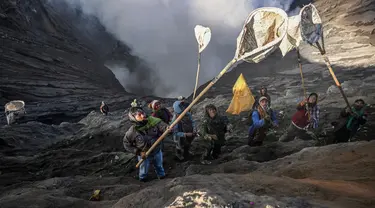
[59,0,295,97]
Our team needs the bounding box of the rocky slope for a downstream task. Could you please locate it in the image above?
[0,0,152,124]
[1,0,375,208]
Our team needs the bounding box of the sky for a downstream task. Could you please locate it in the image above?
[57,0,296,97]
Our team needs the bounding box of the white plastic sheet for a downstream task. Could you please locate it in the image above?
[194,25,211,53]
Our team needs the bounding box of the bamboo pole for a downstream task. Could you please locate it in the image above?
[136,58,237,168]
[316,42,351,109]
[192,51,201,100]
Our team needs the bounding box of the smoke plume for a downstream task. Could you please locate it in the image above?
[57,0,295,97]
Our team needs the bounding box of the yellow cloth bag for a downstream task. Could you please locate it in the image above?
[226,73,255,115]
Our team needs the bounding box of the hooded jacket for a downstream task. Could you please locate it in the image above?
[152,108,172,124]
[171,101,196,138]
[291,106,310,129]
[291,93,320,129]
[123,116,168,155]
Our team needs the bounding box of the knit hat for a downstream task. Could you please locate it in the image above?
[149,100,161,110]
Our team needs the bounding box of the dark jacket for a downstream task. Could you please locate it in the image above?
[151,107,172,124]
[334,107,367,133]
[171,101,196,138]
[201,113,229,145]
[123,116,168,155]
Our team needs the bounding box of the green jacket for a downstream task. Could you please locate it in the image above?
[200,114,229,145]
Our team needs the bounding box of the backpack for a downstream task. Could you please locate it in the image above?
[179,114,194,133]
[154,108,172,124]
[162,108,172,123]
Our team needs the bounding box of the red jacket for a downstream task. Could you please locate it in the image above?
[291,102,310,128]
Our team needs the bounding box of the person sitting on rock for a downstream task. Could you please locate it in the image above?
[100,101,109,116]
[248,96,278,146]
[279,93,320,142]
[332,99,367,143]
[252,86,271,109]
[123,106,169,182]
[148,100,172,124]
[200,104,232,163]
[171,100,196,161]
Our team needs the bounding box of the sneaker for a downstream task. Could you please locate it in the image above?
[159,175,166,180]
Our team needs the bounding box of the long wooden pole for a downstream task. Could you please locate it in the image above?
[316,42,351,109]
[192,51,201,100]
[136,58,237,168]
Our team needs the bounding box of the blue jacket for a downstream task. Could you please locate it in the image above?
[171,101,196,137]
[248,109,278,135]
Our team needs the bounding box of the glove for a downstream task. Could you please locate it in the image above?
[140,151,147,159]
[345,107,351,113]
[204,134,217,140]
[204,135,212,140]
[210,134,218,140]
[264,115,271,121]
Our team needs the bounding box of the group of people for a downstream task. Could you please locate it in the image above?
[120,97,231,182]
[99,87,368,182]
[247,86,368,146]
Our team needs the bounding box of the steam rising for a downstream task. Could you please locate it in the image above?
[59,0,295,97]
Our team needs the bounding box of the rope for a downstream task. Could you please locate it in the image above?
[296,47,311,121]
[296,47,307,98]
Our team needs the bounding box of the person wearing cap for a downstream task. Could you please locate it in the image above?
[248,96,278,146]
[279,93,320,142]
[123,106,169,182]
[148,100,172,124]
[331,99,367,143]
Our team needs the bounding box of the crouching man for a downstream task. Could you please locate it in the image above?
[123,106,169,182]
[332,99,367,143]
[200,104,232,163]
